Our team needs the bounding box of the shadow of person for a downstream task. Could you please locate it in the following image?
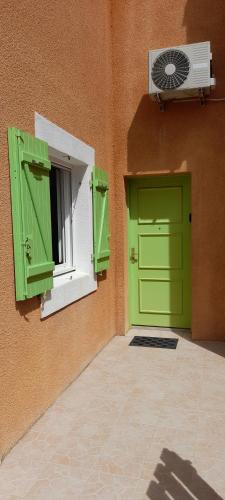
[147,448,223,500]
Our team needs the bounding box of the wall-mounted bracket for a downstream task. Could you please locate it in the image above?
[198,88,207,106]
[156,93,165,112]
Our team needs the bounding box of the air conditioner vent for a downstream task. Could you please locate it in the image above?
[151,49,190,90]
[149,42,215,102]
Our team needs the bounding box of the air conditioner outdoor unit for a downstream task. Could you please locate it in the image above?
[149,41,215,102]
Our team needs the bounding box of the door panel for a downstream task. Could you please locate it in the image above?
[129,175,191,328]
[139,233,182,269]
[138,187,182,224]
[139,279,183,315]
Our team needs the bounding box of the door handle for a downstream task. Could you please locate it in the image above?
[130,247,138,263]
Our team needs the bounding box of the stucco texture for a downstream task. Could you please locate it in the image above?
[1,0,225,461]
[0,0,115,460]
[112,0,225,341]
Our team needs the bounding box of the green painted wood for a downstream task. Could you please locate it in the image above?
[92,166,110,273]
[8,127,54,300]
[128,175,191,328]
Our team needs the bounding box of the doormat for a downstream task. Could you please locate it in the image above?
[129,336,178,349]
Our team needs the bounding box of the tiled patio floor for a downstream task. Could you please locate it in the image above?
[1,328,225,499]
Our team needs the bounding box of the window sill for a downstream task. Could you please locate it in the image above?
[41,270,97,318]
[53,265,75,277]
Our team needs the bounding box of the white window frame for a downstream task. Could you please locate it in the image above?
[35,113,97,318]
[51,164,74,277]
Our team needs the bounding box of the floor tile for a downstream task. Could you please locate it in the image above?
[0,328,225,499]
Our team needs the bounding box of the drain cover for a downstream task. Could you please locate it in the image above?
[129,336,178,349]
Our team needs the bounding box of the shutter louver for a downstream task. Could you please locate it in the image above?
[8,127,54,300]
[92,166,110,273]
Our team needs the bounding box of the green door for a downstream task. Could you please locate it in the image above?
[128,175,191,328]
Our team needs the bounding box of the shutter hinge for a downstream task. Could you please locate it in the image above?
[16,135,24,143]
[22,236,32,259]
[91,253,94,263]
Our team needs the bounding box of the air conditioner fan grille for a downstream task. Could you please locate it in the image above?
[152,49,190,90]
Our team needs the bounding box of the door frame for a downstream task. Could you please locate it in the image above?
[127,173,192,329]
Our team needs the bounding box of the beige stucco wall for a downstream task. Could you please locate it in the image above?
[112,0,225,341]
[0,0,115,460]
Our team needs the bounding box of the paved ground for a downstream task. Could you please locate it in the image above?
[1,328,225,499]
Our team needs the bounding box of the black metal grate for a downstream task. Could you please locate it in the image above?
[151,49,190,90]
[129,336,178,349]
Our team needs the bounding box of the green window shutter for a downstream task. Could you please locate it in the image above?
[92,166,110,273]
[8,127,54,300]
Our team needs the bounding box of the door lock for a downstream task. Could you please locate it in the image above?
[130,247,138,263]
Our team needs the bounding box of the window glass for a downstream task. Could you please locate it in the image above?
[49,164,73,273]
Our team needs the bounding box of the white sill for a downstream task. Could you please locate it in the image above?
[53,265,75,277]
[41,270,97,318]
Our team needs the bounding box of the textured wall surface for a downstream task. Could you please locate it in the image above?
[1,0,225,461]
[0,0,115,459]
[112,0,225,340]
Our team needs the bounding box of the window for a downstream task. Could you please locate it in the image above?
[49,164,74,276]
[35,113,97,318]
[8,115,109,312]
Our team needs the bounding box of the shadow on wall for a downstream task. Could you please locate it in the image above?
[127,0,225,175]
[183,0,225,59]
[16,297,40,322]
[127,0,225,339]
[127,90,225,174]
[147,448,223,499]
[172,329,225,358]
